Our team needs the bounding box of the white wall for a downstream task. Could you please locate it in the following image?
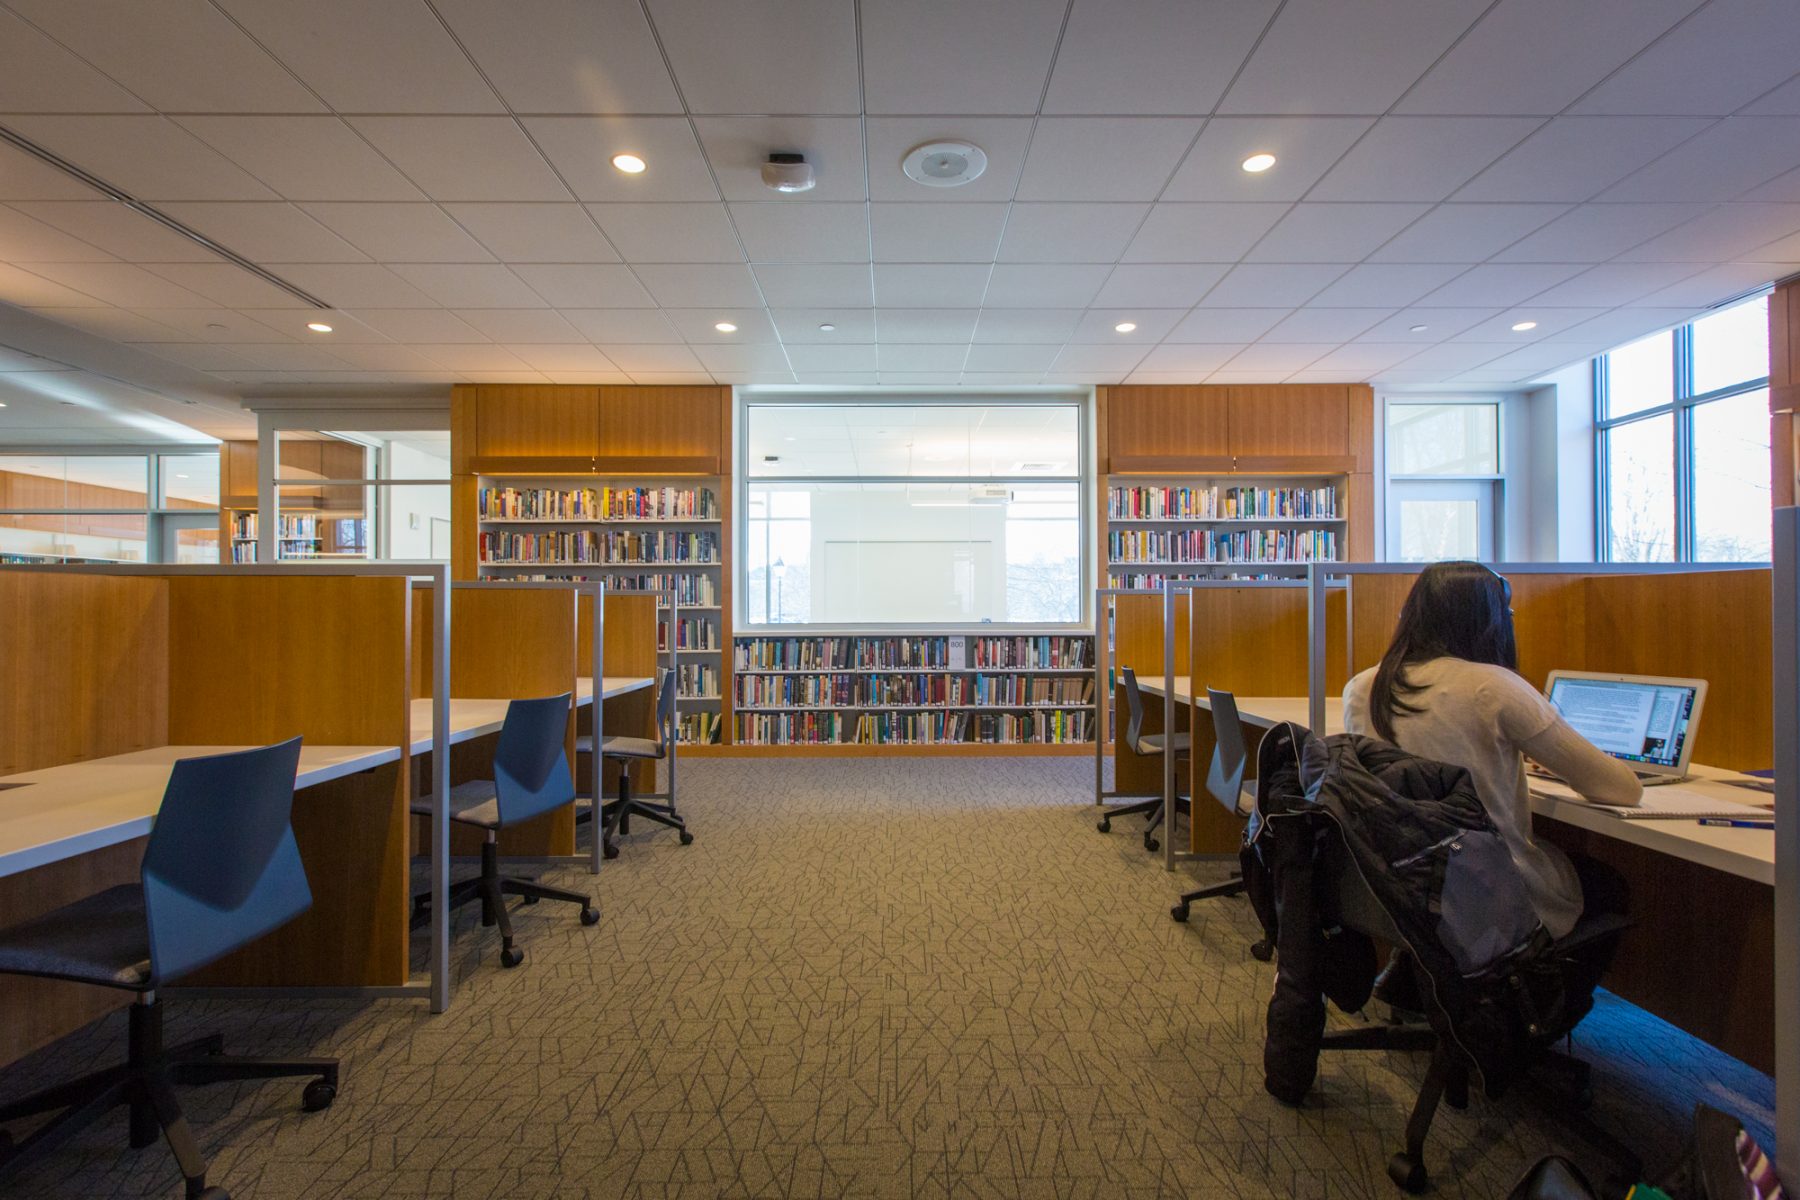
[383,440,450,559]
[1524,361,1598,562]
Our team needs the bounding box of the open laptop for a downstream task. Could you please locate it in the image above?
[1535,671,1708,786]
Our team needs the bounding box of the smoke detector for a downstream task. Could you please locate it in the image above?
[902,140,987,188]
[761,152,816,193]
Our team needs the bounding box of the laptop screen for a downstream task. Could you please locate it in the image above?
[1546,676,1699,770]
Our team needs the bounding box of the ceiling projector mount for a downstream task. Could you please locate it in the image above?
[761,152,816,193]
[902,140,987,187]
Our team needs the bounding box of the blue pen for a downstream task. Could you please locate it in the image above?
[1697,818,1774,829]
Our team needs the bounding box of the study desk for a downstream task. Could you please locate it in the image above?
[1529,766,1773,886]
[404,676,655,753]
[1133,678,1345,734]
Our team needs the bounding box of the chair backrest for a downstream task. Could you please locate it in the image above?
[1120,666,1148,752]
[654,668,677,751]
[141,737,309,987]
[1205,688,1250,815]
[493,692,577,827]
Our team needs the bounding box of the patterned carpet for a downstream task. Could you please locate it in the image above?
[0,757,1775,1198]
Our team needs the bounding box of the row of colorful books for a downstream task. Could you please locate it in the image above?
[1108,484,1338,521]
[733,634,1093,672]
[477,529,719,566]
[1109,527,1340,564]
[734,673,1096,709]
[477,485,718,522]
[733,708,1093,746]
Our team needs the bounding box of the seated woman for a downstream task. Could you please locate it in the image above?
[1342,561,1640,939]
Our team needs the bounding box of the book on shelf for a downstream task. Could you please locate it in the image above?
[735,672,1095,709]
[678,711,723,744]
[230,513,321,541]
[1108,527,1338,565]
[675,662,720,699]
[733,634,1092,673]
[478,485,718,522]
[733,707,1092,747]
[659,617,719,652]
[477,529,718,566]
[1108,483,1338,521]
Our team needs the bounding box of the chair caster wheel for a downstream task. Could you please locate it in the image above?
[580,906,600,926]
[521,893,539,905]
[1097,818,1111,833]
[500,947,524,968]
[1250,939,1274,962]
[602,841,620,860]
[678,831,694,845]
[1143,835,1159,853]
[301,1081,337,1113]
[197,1188,230,1199]
[1387,1152,1427,1193]
[1170,902,1190,923]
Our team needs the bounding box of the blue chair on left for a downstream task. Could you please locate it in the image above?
[0,737,339,1200]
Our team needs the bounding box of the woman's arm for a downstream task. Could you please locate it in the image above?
[1520,717,1644,807]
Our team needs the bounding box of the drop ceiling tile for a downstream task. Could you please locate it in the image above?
[1261,308,1390,342]
[1126,369,1230,383]
[982,264,1110,308]
[692,117,867,203]
[869,204,1009,263]
[1379,342,1508,371]
[585,203,742,263]
[870,264,989,307]
[1368,203,1567,263]
[15,262,211,308]
[865,118,1034,204]
[1544,308,1695,344]
[1491,203,1712,263]
[1051,344,1150,373]
[1196,263,1347,308]
[959,372,1047,385]
[625,371,715,384]
[879,371,966,384]
[508,264,656,308]
[1354,308,1499,341]
[1465,342,1588,375]
[752,264,873,307]
[1162,118,1374,202]
[458,369,551,383]
[1092,264,1229,308]
[1447,308,1607,342]
[1745,76,1800,116]
[348,118,569,203]
[731,204,870,263]
[318,343,447,372]
[453,309,584,342]
[502,344,618,372]
[875,309,981,342]
[584,344,703,373]
[1616,203,1800,262]
[1209,369,1301,384]
[0,207,116,262]
[1599,118,1800,202]
[1219,0,1492,115]
[1122,204,1290,262]
[297,203,494,263]
[637,263,764,307]
[1166,308,1290,341]
[1044,0,1278,115]
[542,371,634,384]
[561,309,685,342]
[389,264,546,308]
[444,204,618,263]
[1247,203,1431,263]
[1454,117,1709,206]
[1015,119,1203,202]
[1135,344,1247,372]
[645,0,859,114]
[1304,343,1420,372]
[34,308,185,341]
[786,344,879,372]
[523,117,719,202]
[771,308,876,343]
[271,264,437,308]
[876,344,970,372]
[1413,262,1582,306]
[0,142,101,201]
[410,344,531,371]
[3,117,277,202]
[862,0,1065,115]
[1572,0,1800,116]
[1747,166,1800,202]
[711,371,796,384]
[1523,263,1709,307]
[173,117,425,203]
[431,0,680,113]
[996,204,1150,263]
[664,308,780,342]
[137,343,257,372]
[123,307,287,341]
[962,344,1061,372]
[971,309,1083,343]
[143,263,316,309]
[1224,342,1335,370]
[693,343,793,373]
[248,309,385,341]
[1627,262,1786,307]
[1308,263,1470,306]
[0,8,152,112]
[158,203,367,263]
[215,0,502,112]
[1069,309,1184,342]
[220,343,355,371]
[344,309,488,343]
[1311,117,1541,201]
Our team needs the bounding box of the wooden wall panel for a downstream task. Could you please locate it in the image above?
[450,385,479,474]
[596,386,726,471]
[1110,594,1192,799]
[1104,385,1232,472]
[475,385,600,458]
[0,573,169,775]
[1771,280,1798,415]
[1226,385,1353,469]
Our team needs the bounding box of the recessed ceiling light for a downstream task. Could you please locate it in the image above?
[1113,322,1138,333]
[818,323,836,332]
[1511,320,1538,331]
[306,322,333,333]
[612,153,646,174]
[0,402,7,408]
[1241,153,1277,173]
[1409,324,1429,333]
[902,140,988,188]
[714,321,738,333]
[176,473,190,479]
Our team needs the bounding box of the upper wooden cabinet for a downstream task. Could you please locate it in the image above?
[219,440,257,504]
[1772,281,1799,415]
[452,384,727,473]
[1104,383,1372,474]
[597,386,726,473]
[1104,385,1231,471]
[1226,385,1356,472]
[472,385,600,468]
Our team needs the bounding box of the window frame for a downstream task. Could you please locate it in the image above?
[1380,396,1506,561]
[0,445,222,564]
[1595,297,1772,563]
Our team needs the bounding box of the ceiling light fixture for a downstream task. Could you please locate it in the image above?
[1241,153,1277,173]
[611,153,647,174]
[1114,322,1138,333]
[1409,324,1429,333]
[761,152,815,193]
[714,321,738,333]
[1511,320,1538,331]
[902,140,988,188]
[818,323,836,332]
[306,322,333,333]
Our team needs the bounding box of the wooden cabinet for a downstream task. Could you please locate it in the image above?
[1103,383,1373,475]
[472,385,600,467]
[219,440,257,504]
[1227,385,1355,472]
[453,384,729,473]
[1104,385,1231,472]
[597,386,727,472]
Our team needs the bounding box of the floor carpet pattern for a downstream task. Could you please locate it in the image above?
[0,756,1775,1198]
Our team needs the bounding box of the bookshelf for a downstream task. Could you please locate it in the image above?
[474,477,726,743]
[732,633,1096,748]
[1104,475,1350,587]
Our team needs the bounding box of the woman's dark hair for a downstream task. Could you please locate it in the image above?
[1368,561,1517,742]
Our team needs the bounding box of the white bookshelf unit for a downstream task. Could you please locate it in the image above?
[1104,475,1350,588]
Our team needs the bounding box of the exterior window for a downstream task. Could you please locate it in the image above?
[1385,401,1501,561]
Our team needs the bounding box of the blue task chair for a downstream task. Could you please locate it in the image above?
[1096,666,1191,853]
[1168,689,1273,961]
[576,669,691,859]
[0,738,338,1200]
[409,693,598,969]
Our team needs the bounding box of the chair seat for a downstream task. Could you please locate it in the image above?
[1236,778,1257,817]
[600,735,662,761]
[1131,731,1191,756]
[0,884,152,991]
[408,779,502,828]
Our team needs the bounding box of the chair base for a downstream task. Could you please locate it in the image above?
[594,763,691,857]
[410,841,598,968]
[1166,874,1274,960]
[0,997,336,1200]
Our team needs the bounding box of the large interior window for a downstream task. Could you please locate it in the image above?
[741,400,1086,627]
[269,430,450,561]
[0,449,219,564]
[1596,295,1770,563]
[1384,401,1501,561]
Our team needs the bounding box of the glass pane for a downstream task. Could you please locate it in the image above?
[1604,414,1675,562]
[276,432,369,482]
[173,525,220,564]
[1397,498,1480,561]
[744,481,1081,624]
[327,430,451,481]
[384,483,452,559]
[0,512,146,562]
[159,453,219,508]
[276,482,369,560]
[1388,403,1499,475]
[0,454,147,509]
[1692,295,1769,396]
[745,404,1080,479]
[1604,330,1673,419]
[1692,388,1772,561]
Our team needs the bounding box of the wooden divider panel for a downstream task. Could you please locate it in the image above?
[579,593,660,795]
[1346,570,1589,691]
[1111,594,1191,800]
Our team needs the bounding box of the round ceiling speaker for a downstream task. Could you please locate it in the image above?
[902,140,987,188]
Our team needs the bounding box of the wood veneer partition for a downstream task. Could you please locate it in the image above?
[1110,592,1192,803]
[579,592,660,794]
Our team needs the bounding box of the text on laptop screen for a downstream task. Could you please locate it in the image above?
[1546,678,1697,768]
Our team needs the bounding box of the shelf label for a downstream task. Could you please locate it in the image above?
[948,635,966,670]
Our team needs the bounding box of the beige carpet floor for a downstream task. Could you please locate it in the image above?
[0,756,1775,1198]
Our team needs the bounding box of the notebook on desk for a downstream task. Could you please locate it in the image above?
[1529,775,1772,821]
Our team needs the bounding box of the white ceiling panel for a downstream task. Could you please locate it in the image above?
[636,264,766,308]
[0,142,102,201]
[1161,117,1373,203]
[0,207,116,262]
[445,204,620,263]
[1616,203,1800,262]
[1545,309,1696,344]
[523,117,718,203]
[214,0,502,113]
[970,309,1083,343]
[1368,204,1568,263]
[1261,308,1390,342]
[3,117,277,202]
[1121,204,1290,263]
[15,262,212,308]
[540,370,633,384]
[587,204,743,263]
[508,264,657,308]
[1014,119,1204,202]
[997,204,1149,263]
[1746,76,1800,116]
[1310,117,1541,201]
[1165,308,1289,342]
[1196,263,1347,308]
[862,0,1065,115]
[318,343,445,372]
[621,371,714,384]
[175,117,424,203]
[1491,203,1713,263]
[982,264,1111,308]
[452,308,584,342]
[560,309,685,343]
[430,0,681,114]
[878,371,965,385]
[1599,119,1800,203]
[350,118,569,203]
[408,344,530,371]
[1518,263,1705,307]
[1413,263,1583,306]
[159,203,367,263]
[507,344,620,372]
[1396,0,1702,116]
[1454,117,1709,204]
[1392,342,1511,371]
[872,265,991,307]
[870,204,1009,263]
[645,0,859,114]
[693,343,793,373]
[1092,264,1229,308]
[864,118,1033,204]
[875,309,982,343]
[137,343,256,372]
[345,309,488,343]
[270,264,437,308]
[298,203,494,263]
[1307,263,1467,306]
[1304,342,1420,372]
[663,308,780,342]
[1629,262,1785,307]
[388,264,547,308]
[1247,203,1431,263]
[963,344,1060,372]
[31,307,183,341]
[122,307,289,342]
[144,263,317,309]
[786,343,879,372]
[1050,344,1150,373]
[1220,0,1491,115]
[1223,343,1334,371]
[731,204,870,263]
[247,309,386,341]
[1353,308,1499,341]
[875,345,968,371]
[1044,0,1278,115]
[692,117,867,203]
[770,309,876,343]
[752,264,874,308]
[1572,0,1800,117]
[1068,309,1183,342]
[1749,165,1800,202]
[1135,344,1247,372]
[1447,308,1607,342]
[0,8,151,112]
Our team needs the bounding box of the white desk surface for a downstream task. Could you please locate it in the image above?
[406,677,655,754]
[0,744,401,880]
[1133,677,1345,734]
